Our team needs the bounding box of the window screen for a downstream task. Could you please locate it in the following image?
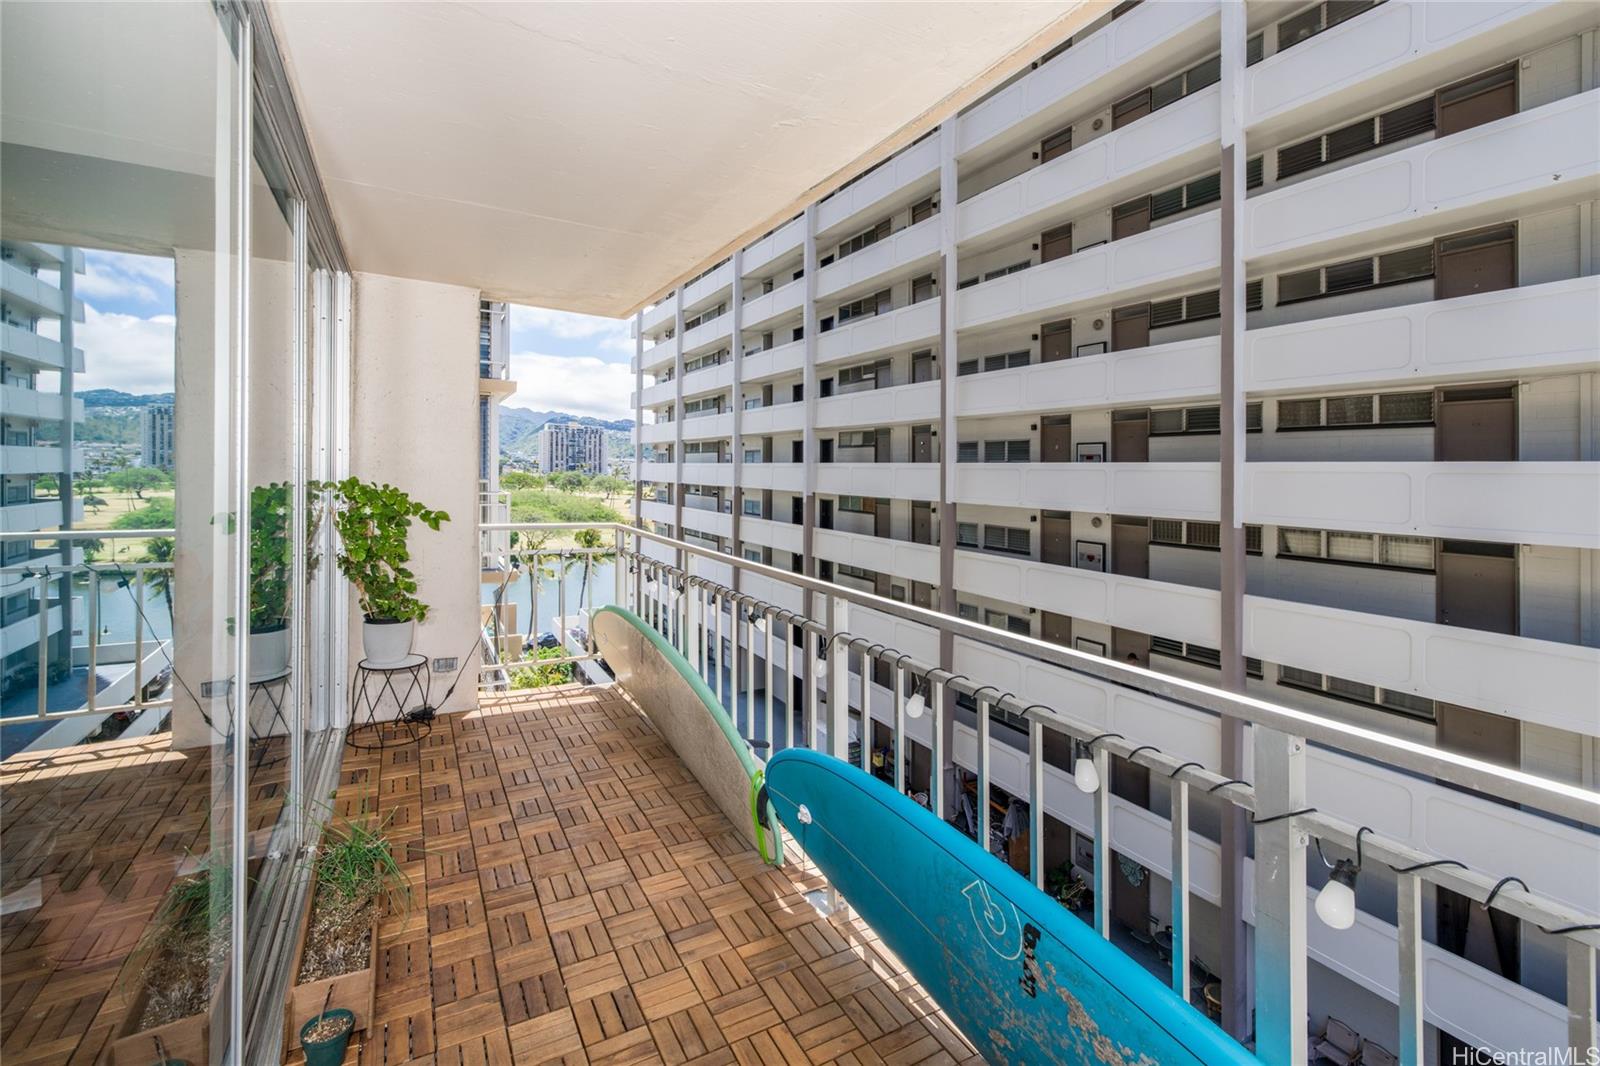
[1150,409,1186,435]
[1279,528,1322,556]
[1278,268,1322,303]
[1185,521,1220,548]
[1325,394,1374,425]
[1327,530,1374,562]
[1377,244,1434,284]
[957,442,979,463]
[1380,535,1434,569]
[1278,399,1322,428]
[1151,519,1184,544]
[1379,391,1433,424]
[957,522,979,547]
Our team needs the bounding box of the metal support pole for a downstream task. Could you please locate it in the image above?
[764,612,776,752]
[1569,939,1598,1062]
[1093,744,1112,940]
[893,664,907,794]
[1028,716,1045,890]
[977,696,992,848]
[1171,777,1193,999]
[613,528,625,609]
[1396,872,1424,1066]
[827,596,848,759]
[1253,727,1309,1065]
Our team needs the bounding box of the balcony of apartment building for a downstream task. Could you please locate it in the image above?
[6,4,1600,1066]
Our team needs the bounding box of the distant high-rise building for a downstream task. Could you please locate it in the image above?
[140,403,175,471]
[539,422,604,474]
[478,300,514,492]
[0,241,86,694]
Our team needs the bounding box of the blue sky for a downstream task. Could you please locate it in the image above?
[73,250,634,420]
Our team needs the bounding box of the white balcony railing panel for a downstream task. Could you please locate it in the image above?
[739,570,806,615]
[640,335,678,372]
[957,0,1219,158]
[640,422,678,446]
[639,500,674,526]
[959,85,1220,247]
[1245,1,1581,137]
[1244,595,1600,738]
[815,380,940,430]
[741,403,804,436]
[739,462,805,493]
[816,462,939,501]
[679,360,734,400]
[679,411,733,441]
[682,259,734,313]
[682,310,733,355]
[739,517,804,556]
[1247,461,1600,550]
[954,461,1220,521]
[638,379,675,408]
[816,300,939,367]
[954,551,1221,649]
[956,336,1219,418]
[814,528,939,585]
[817,217,941,302]
[1247,91,1600,265]
[741,339,805,383]
[681,462,733,488]
[740,277,805,330]
[742,215,804,277]
[680,506,733,540]
[956,211,1219,332]
[817,134,941,238]
[1247,276,1600,393]
[636,460,675,484]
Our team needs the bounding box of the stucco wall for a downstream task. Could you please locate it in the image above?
[349,272,479,717]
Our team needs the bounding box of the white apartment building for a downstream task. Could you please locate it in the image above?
[632,3,1600,1060]
[139,403,174,471]
[539,420,604,474]
[0,241,85,696]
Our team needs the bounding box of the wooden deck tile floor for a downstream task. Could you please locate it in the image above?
[336,684,983,1066]
[0,729,290,1065]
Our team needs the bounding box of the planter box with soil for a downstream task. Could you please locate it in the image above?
[111,863,231,1066]
[282,813,409,1055]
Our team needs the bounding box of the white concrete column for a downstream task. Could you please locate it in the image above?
[935,119,960,820]
[1217,0,1252,1037]
[632,310,644,613]
[729,251,745,589]
[672,289,686,569]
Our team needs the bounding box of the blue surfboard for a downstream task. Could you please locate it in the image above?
[763,748,1256,1066]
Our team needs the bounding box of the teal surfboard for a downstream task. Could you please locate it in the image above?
[592,606,781,863]
[764,748,1255,1066]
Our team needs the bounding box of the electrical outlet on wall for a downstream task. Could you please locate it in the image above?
[432,657,457,673]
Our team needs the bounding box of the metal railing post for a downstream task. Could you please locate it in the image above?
[1171,776,1193,999]
[1093,743,1111,940]
[1253,727,1309,1065]
[1568,939,1597,1060]
[1396,871,1424,1066]
[892,662,906,794]
[1028,716,1044,890]
[826,596,848,759]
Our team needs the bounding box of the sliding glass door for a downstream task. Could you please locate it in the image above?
[0,3,348,1062]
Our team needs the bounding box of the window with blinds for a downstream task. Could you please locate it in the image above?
[1278,663,1434,719]
[957,522,979,547]
[837,289,890,322]
[1278,528,1435,570]
[1276,0,1378,55]
[1150,402,1262,435]
[837,430,874,449]
[838,495,870,513]
[983,526,1031,555]
[957,442,980,463]
[983,440,1030,463]
[1276,87,1435,181]
[984,351,1030,373]
[1276,240,1434,304]
[838,219,891,259]
[1143,171,1223,222]
[1277,390,1432,428]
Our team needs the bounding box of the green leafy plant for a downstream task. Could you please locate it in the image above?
[315,810,411,916]
[510,645,574,690]
[247,483,294,632]
[323,478,449,623]
[1046,863,1090,912]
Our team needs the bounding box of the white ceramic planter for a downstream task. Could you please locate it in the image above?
[248,626,290,682]
[361,618,415,667]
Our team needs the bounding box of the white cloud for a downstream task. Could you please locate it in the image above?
[507,351,633,421]
[76,307,176,394]
[509,305,633,355]
[77,250,175,308]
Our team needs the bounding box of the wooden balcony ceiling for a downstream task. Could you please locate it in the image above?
[335,685,982,1066]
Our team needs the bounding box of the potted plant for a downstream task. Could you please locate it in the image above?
[324,478,449,666]
[245,483,293,680]
[284,811,410,1057]
[112,858,231,1066]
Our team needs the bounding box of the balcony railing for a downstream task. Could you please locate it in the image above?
[481,520,1599,1060]
[0,528,176,753]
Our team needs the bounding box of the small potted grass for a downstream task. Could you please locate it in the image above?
[112,857,231,1066]
[284,811,410,1058]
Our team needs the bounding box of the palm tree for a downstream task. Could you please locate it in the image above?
[141,537,176,621]
[573,528,613,607]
